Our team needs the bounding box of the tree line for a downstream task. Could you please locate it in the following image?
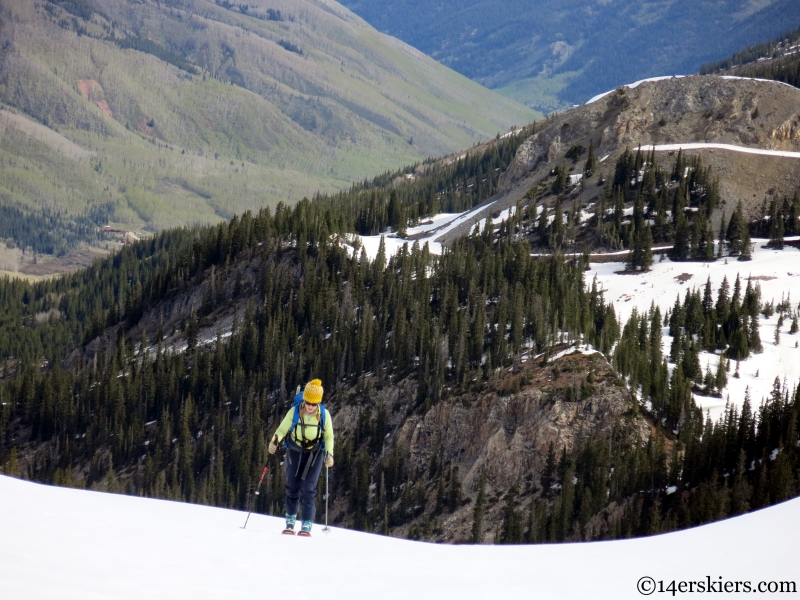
[700,24,800,83]
[0,203,113,257]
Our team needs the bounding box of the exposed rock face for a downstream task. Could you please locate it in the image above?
[502,75,800,189]
[397,351,646,494]
[771,117,800,144]
[332,350,652,542]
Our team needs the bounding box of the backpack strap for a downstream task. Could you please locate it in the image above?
[290,403,326,450]
[317,405,326,443]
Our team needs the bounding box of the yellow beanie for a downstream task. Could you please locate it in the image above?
[303,379,324,404]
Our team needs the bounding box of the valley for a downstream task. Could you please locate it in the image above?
[338,0,800,111]
[0,0,535,274]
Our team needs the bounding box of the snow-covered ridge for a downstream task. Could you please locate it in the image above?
[586,76,685,104]
[586,74,796,105]
[1,475,798,599]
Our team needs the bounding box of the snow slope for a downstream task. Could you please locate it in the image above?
[357,197,800,421]
[588,240,800,420]
[357,202,519,260]
[1,475,798,599]
[355,212,459,259]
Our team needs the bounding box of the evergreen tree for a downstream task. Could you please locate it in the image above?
[470,469,487,543]
[500,485,523,544]
[583,142,597,179]
[448,466,462,512]
[738,219,752,261]
[671,210,690,261]
[551,164,568,195]
[767,198,785,249]
[541,442,557,497]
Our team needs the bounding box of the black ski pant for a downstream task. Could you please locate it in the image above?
[284,442,324,522]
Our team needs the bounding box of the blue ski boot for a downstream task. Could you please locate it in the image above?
[298,520,313,537]
[282,514,296,535]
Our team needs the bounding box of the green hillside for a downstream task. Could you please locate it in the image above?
[0,0,537,258]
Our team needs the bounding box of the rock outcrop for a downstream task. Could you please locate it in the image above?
[332,348,653,542]
[502,75,800,190]
[397,351,646,494]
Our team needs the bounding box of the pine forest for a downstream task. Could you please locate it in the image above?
[2,117,800,544]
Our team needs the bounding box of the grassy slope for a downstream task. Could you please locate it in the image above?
[0,0,538,239]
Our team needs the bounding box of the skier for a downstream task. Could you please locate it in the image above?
[268,379,334,536]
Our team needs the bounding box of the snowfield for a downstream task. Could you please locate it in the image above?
[357,195,800,423]
[354,212,459,259]
[1,475,798,599]
[588,240,800,421]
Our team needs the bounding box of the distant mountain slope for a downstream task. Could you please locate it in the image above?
[337,0,800,111]
[700,24,800,74]
[0,0,536,254]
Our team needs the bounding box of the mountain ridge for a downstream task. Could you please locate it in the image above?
[424,75,800,248]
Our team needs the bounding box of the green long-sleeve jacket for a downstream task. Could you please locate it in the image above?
[273,406,334,455]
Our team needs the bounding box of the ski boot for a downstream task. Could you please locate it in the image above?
[298,520,313,537]
[282,514,297,535]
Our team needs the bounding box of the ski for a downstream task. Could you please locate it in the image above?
[282,529,296,535]
[297,531,311,537]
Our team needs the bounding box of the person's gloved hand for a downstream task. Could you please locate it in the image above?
[268,436,279,454]
[324,453,334,468]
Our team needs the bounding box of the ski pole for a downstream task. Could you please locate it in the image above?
[322,464,331,533]
[241,465,269,529]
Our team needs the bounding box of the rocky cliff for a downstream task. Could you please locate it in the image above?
[331,348,655,542]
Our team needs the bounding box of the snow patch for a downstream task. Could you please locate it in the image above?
[586,76,685,104]
[640,143,800,160]
[587,240,800,422]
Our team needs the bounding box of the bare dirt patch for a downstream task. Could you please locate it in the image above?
[675,273,693,284]
[78,79,103,100]
[96,100,113,118]
[749,275,777,281]
[20,248,109,277]
[138,116,159,137]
